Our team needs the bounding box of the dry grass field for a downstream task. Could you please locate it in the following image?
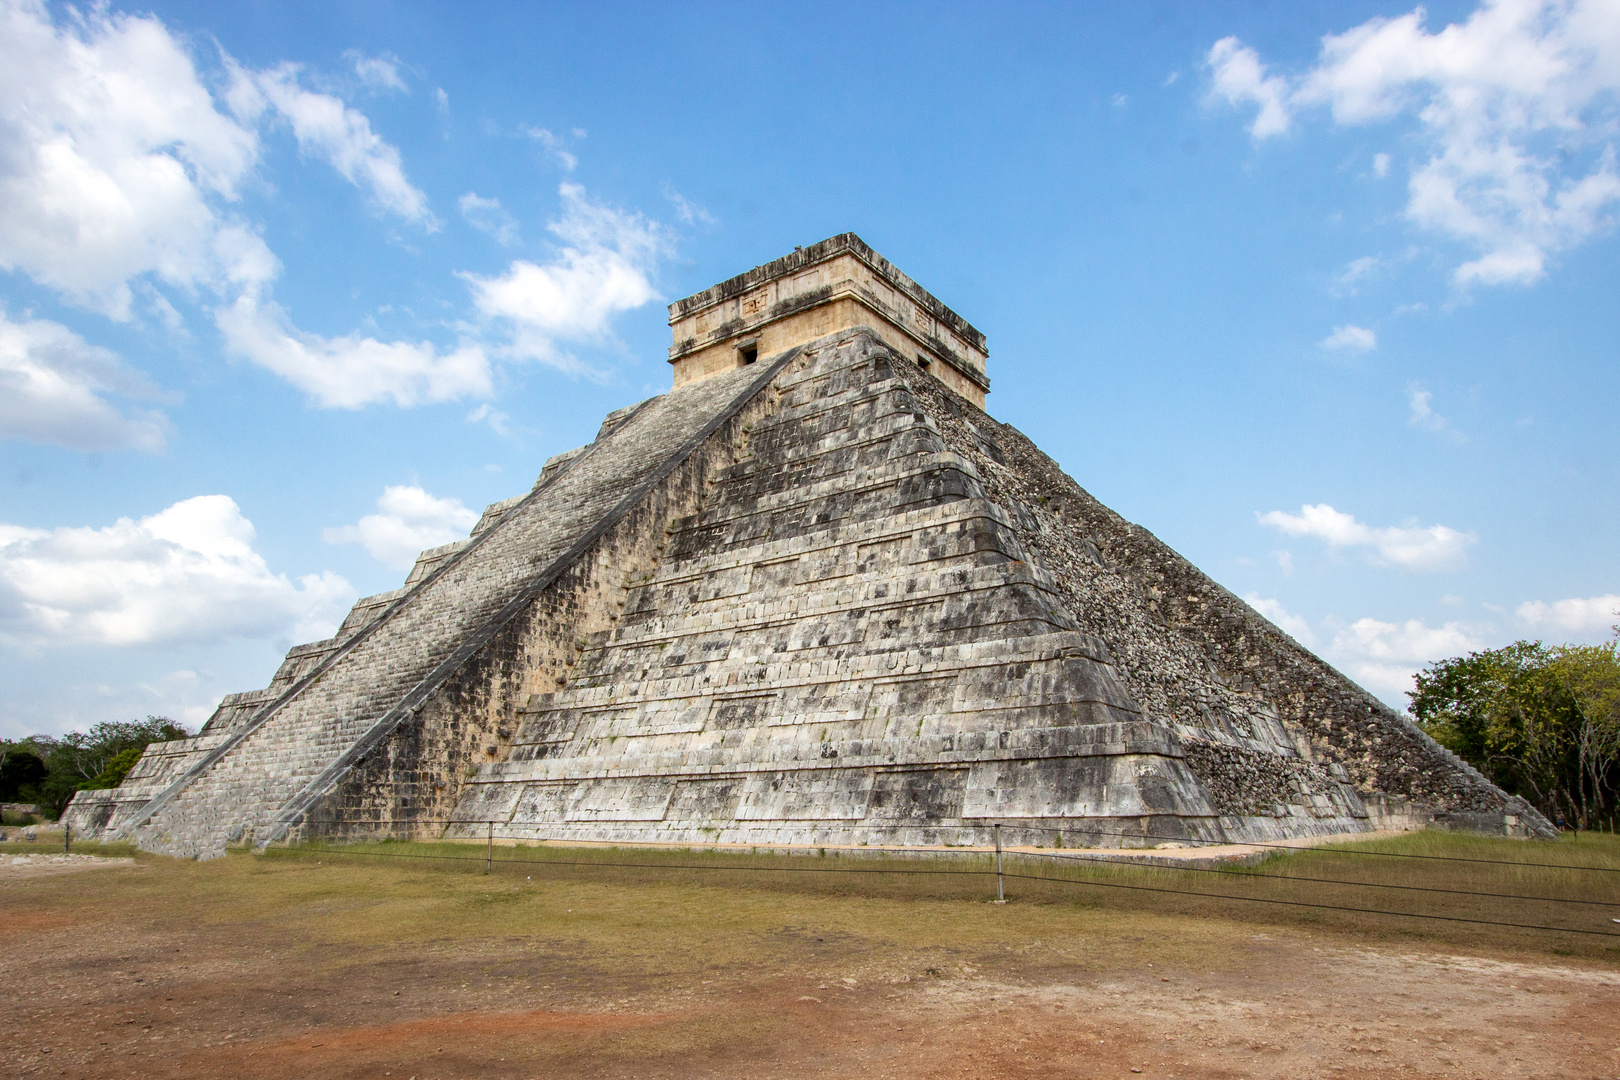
[4,830,1618,1079]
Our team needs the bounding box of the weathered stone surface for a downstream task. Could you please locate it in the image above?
[668,233,991,407]
[63,237,1552,855]
[894,365,1541,836]
[445,330,1226,848]
[70,357,788,857]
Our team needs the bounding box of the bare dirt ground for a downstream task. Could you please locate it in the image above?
[3,853,136,878]
[4,847,1618,1080]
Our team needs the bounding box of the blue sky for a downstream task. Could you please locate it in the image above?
[2,0,1617,738]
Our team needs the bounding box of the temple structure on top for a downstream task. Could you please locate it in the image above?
[667,234,990,407]
[63,234,1550,858]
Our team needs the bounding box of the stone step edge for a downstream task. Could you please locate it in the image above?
[525,629,1116,709]
[466,737,1191,787]
[476,739,1187,787]
[109,392,666,844]
[596,565,1073,656]
[256,344,813,848]
[641,499,1020,588]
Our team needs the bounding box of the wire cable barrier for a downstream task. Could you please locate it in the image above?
[1023,847,1615,906]
[1015,821,1620,873]
[271,824,1620,940]
[996,867,1620,938]
[297,816,1620,872]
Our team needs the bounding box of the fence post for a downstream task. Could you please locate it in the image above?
[64,821,71,854]
[994,823,1004,902]
[487,821,494,874]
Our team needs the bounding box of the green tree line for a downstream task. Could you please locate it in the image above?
[1410,637,1620,830]
[0,717,191,818]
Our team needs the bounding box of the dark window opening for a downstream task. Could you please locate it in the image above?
[917,352,933,371]
[740,345,758,365]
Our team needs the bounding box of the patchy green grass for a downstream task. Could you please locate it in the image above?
[248,829,1620,965]
[1004,829,1620,958]
[0,828,138,858]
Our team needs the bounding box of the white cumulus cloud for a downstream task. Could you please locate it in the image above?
[664,186,715,226]
[464,402,511,436]
[523,126,579,171]
[0,309,170,451]
[1244,594,1316,645]
[324,485,480,570]
[1516,593,1620,634]
[0,0,263,318]
[0,495,353,647]
[0,2,674,422]
[1257,503,1477,571]
[215,293,492,409]
[346,50,408,93]
[0,0,475,421]
[1207,0,1620,287]
[1408,385,1440,428]
[459,192,520,245]
[1329,616,1484,701]
[1407,383,1466,440]
[461,182,669,370]
[1207,36,1294,137]
[131,668,223,731]
[1331,256,1384,296]
[1320,324,1377,351]
[227,61,436,228]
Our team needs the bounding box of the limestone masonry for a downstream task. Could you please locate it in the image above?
[64,234,1552,856]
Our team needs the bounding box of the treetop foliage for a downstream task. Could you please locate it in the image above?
[1410,637,1620,829]
[0,716,191,817]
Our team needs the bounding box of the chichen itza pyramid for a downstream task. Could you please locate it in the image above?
[63,234,1552,857]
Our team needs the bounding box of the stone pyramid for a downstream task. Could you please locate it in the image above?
[65,235,1550,857]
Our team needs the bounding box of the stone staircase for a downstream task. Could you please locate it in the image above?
[69,357,787,857]
[447,330,1235,847]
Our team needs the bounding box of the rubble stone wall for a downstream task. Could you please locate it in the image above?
[897,353,1551,838]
